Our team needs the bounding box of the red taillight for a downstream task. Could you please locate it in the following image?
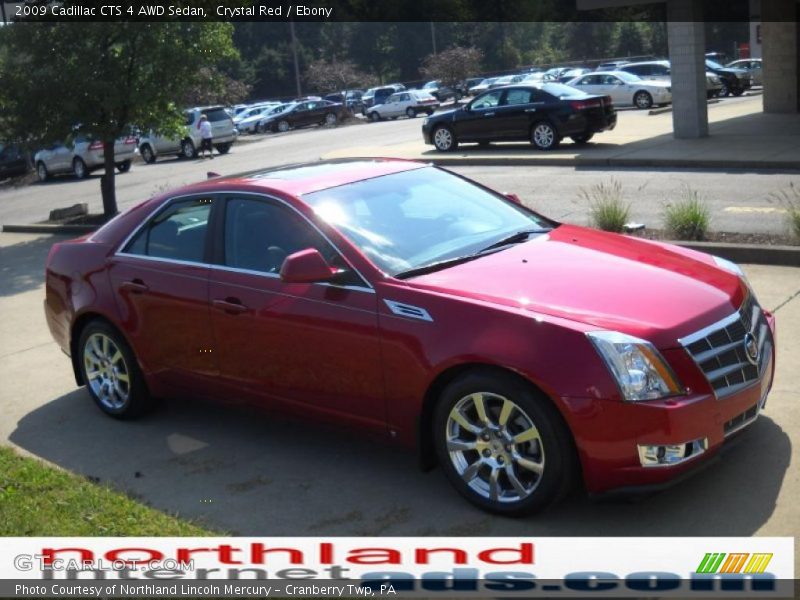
[88,141,103,150]
[570,98,603,111]
[124,136,136,144]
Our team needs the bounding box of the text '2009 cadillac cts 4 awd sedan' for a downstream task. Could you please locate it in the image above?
[44,159,776,515]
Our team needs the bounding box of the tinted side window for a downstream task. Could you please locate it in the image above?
[224,197,340,275]
[125,198,212,262]
[503,89,533,105]
[471,90,503,109]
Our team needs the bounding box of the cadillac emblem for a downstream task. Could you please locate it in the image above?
[743,331,759,366]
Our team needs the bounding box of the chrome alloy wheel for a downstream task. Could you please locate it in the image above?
[433,127,453,150]
[83,333,131,410]
[533,123,555,148]
[446,392,545,503]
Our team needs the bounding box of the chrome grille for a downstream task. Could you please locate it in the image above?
[680,295,773,398]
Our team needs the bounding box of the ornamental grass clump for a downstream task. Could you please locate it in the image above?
[663,185,711,241]
[770,183,800,241]
[581,178,630,233]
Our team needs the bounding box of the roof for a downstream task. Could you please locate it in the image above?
[195,158,429,197]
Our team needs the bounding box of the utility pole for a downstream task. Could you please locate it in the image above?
[1,2,7,25]
[430,22,437,54]
[289,20,302,97]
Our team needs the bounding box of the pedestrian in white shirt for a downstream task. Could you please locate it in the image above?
[198,114,214,158]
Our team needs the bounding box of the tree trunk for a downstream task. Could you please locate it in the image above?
[100,140,118,218]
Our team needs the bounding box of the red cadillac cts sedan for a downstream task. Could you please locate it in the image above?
[45,159,776,515]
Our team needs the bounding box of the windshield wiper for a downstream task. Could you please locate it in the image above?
[477,229,550,254]
[394,254,486,279]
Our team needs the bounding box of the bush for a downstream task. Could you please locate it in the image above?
[769,183,800,241]
[581,178,630,233]
[663,186,710,241]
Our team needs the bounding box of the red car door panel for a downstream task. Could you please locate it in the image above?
[208,195,384,427]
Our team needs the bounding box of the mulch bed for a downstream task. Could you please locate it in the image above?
[637,228,798,247]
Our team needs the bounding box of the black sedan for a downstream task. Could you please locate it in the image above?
[422,83,616,152]
[267,100,344,133]
[0,143,29,179]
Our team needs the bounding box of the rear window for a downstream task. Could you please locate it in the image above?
[205,108,230,122]
[540,83,587,98]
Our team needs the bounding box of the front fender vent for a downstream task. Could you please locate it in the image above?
[384,300,433,322]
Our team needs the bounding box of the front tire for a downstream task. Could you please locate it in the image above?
[634,90,653,109]
[406,107,417,118]
[277,120,290,133]
[368,112,381,122]
[433,370,576,515]
[324,112,337,126]
[530,121,559,151]
[719,80,730,97]
[731,87,745,97]
[432,125,458,152]
[78,321,154,419]
[116,160,131,173]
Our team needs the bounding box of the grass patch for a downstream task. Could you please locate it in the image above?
[581,178,630,233]
[0,446,214,536]
[770,182,800,241]
[663,185,711,241]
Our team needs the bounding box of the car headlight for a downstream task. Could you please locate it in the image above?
[587,331,683,402]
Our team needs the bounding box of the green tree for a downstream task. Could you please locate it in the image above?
[0,22,237,217]
[420,46,484,87]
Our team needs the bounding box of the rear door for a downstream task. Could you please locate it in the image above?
[572,74,605,95]
[493,88,540,139]
[109,195,218,396]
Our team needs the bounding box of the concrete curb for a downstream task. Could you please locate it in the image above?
[2,225,797,266]
[423,154,800,171]
[2,223,97,235]
[673,240,800,267]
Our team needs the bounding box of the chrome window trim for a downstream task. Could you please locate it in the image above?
[113,190,375,294]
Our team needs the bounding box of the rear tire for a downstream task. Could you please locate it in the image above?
[324,112,337,126]
[719,81,730,97]
[369,112,380,122]
[732,87,745,97]
[72,157,88,179]
[36,162,49,182]
[571,133,594,144]
[406,107,417,118]
[140,144,156,164]
[277,120,290,133]
[78,320,155,420]
[433,369,577,515]
[215,143,231,154]
[116,160,131,173]
[530,121,560,151]
[181,139,196,159]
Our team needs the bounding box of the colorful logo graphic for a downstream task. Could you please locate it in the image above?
[696,553,773,574]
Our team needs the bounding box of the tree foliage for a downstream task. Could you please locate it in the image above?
[0,22,237,216]
[420,46,484,87]
[304,59,376,94]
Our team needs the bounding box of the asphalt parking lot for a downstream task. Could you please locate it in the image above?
[1,94,794,237]
[0,231,797,567]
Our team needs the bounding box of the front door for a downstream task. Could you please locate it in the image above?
[457,89,505,142]
[207,195,385,428]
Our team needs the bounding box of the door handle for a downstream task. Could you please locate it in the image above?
[120,279,148,294]
[525,108,537,113]
[483,112,495,117]
[212,298,249,315]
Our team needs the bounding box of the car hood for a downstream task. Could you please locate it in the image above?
[406,225,744,348]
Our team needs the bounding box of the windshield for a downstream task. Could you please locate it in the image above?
[303,167,551,276]
[706,59,724,70]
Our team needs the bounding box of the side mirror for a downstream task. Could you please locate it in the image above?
[504,193,522,205]
[280,248,338,284]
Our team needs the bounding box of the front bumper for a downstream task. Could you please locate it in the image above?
[568,311,776,494]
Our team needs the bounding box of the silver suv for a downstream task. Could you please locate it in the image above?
[34,134,137,181]
[138,106,237,163]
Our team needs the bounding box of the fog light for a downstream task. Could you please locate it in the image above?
[637,438,707,467]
